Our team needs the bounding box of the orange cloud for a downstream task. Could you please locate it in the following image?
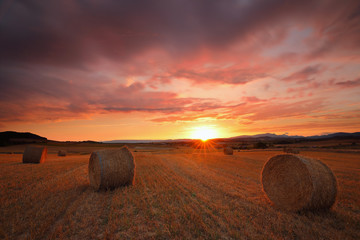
[1,0,360,138]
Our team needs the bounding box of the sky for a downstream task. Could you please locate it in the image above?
[0,0,360,141]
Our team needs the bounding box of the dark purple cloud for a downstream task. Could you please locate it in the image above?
[1,0,359,124]
[2,0,358,67]
[282,65,323,83]
[306,2,360,60]
[335,78,360,87]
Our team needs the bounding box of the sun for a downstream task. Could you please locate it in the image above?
[191,126,218,141]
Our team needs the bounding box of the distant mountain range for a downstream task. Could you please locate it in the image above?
[306,132,360,139]
[226,132,360,141]
[0,131,359,145]
[103,139,194,144]
[104,132,360,143]
[227,133,304,140]
[102,134,301,143]
[0,131,47,146]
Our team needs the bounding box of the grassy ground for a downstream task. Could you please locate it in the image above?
[0,148,359,239]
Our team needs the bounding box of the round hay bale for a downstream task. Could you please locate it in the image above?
[283,147,300,154]
[223,146,233,155]
[88,146,135,190]
[292,149,300,154]
[22,146,47,163]
[261,154,337,212]
[58,150,67,156]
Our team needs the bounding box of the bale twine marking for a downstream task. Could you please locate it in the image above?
[22,146,47,163]
[223,146,233,155]
[261,154,337,211]
[88,146,135,190]
[58,150,67,157]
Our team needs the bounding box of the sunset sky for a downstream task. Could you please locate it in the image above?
[1,0,359,141]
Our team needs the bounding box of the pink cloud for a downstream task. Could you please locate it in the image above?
[151,113,220,123]
[335,78,360,87]
[173,67,267,85]
[242,96,265,103]
[242,120,360,135]
[0,66,232,123]
[0,0,359,136]
[212,98,327,123]
[282,65,323,83]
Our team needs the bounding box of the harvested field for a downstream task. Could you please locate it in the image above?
[0,149,359,239]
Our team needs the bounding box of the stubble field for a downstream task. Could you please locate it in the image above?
[0,147,359,239]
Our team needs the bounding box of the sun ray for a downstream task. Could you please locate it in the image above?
[191,139,219,155]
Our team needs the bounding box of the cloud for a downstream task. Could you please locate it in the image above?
[147,65,269,85]
[3,0,356,68]
[150,97,329,124]
[1,0,359,132]
[0,66,230,122]
[242,119,360,134]
[242,96,266,103]
[151,113,220,123]
[305,1,360,60]
[335,78,360,87]
[1,0,359,75]
[150,101,247,123]
[211,98,327,123]
[282,65,323,83]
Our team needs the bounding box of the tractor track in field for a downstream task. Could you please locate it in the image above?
[156,154,272,237]
[39,184,89,240]
[10,164,89,240]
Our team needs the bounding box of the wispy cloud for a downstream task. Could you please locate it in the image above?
[335,78,360,87]
[282,65,323,83]
[1,0,359,138]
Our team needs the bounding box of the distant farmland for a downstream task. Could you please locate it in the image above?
[0,147,359,239]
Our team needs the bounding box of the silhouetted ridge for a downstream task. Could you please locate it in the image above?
[0,131,47,146]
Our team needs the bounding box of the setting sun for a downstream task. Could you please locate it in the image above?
[191,126,218,141]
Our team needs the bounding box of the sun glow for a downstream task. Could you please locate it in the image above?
[191,126,218,141]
